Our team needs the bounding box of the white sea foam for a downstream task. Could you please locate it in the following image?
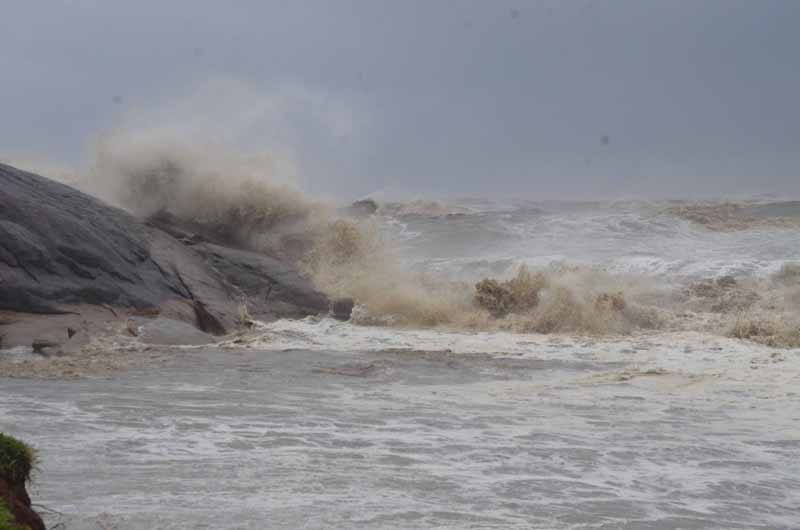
[4,316,799,529]
[222,316,800,388]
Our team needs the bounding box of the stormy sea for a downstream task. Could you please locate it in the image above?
[2,184,799,529]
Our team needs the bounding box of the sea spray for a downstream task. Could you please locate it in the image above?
[15,131,800,344]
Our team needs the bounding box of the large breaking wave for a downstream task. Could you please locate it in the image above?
[11,130,800,347]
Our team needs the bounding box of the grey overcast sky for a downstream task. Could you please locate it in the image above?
[1,0,799,198]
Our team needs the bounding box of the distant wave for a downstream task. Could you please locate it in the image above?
[666,201,800,231]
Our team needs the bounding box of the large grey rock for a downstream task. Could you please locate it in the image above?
[0,163,184,313]
[0,163,332,344]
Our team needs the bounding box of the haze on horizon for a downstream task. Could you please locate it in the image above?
[1,0,799,200]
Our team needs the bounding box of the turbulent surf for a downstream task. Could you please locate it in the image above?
[40,136,800,346]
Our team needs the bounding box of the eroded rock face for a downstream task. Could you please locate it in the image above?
[0,478,45,530]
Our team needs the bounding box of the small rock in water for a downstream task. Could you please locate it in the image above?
[341,198,378,218]
[31,339,60,356]
[331,297,355,321]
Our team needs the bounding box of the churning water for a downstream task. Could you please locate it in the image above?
[2,334,799,529]
[2,198,800,529]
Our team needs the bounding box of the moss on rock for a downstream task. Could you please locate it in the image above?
[0,434,36,486]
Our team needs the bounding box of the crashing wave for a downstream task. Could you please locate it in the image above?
[30,130,800,346]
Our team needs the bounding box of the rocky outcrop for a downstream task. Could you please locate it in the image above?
[0,162,340,350]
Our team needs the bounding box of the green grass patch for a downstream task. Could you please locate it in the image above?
[0,434,36,486]
[0,501,25,530]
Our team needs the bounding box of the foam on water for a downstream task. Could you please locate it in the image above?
[231,316,800,384]
[2,323,798,529]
